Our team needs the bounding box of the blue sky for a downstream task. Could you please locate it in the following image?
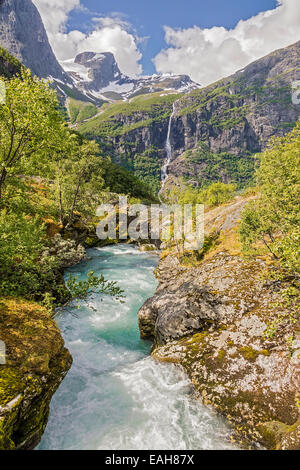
[34,0,300,85]
[68,0,278,75]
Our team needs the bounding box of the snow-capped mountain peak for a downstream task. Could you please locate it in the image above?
[61,51,201,102]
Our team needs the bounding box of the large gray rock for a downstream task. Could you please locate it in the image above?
[138,194,300,449]
[139,250,300,449]
[75,51,122,90]
[0,0,70,82]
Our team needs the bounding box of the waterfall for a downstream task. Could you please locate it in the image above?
[161,103,176,189]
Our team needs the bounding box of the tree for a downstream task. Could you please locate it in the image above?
[51,137,106,227]
[0,68,66,200]
[240,121,300,274]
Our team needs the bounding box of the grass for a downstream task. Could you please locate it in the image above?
[68,98,98,124]
[78,92,180,137]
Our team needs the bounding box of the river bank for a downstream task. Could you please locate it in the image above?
[138,198,300,450]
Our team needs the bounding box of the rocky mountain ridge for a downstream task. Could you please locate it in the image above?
[62,51,200,103]
[78,40,300,194]
[0,0,200,106]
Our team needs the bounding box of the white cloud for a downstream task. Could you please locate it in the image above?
[32,0,142,77]
[153,0,300,85]
[32,0,80,35]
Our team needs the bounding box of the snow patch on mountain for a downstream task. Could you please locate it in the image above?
[60,52,201,103]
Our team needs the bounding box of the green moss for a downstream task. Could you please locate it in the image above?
[117,147,162,194]
[258,420,299,450]
[239,346,270,361]
[0,298,72,450]
[217,349,226,360]
[0,367,25,406]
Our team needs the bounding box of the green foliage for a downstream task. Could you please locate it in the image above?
[0,47,23,78]
[240,121,300,335]
[50,138,106,226]
[78,92,179,138]
[0,211,59,299]
[184,143,255,189]
[0,68,66,199]
[68,98,98,124]
[198,182,236,207]
[240,121,300,275]
[0,72,128,306]
[66,271,125,304]
[113,147,161,195]
[100,157,158,203]
[167,182,236,208]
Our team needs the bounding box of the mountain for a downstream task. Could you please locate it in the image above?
[78,40,300,194]
[61,51,200,102]
[1,0,299,196]
[0,0,71,84]
[0,0,200,105]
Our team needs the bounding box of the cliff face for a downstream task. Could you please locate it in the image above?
[0,298,72,450]
[138,198,300,450]
[0,0,70,82]
[166,40,300,188]
[79,41,300,192]
[74,51,122,90]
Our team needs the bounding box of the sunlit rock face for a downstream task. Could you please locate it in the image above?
[138,198,300,450]
[74,51,123,90]
[0,0,70,82]
[62,50,201,103]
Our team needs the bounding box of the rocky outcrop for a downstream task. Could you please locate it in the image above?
[74,51,122,90]
[0,0,69,82]
[0,298,72,450]
[138,198,300,449]
[64,51,200,103]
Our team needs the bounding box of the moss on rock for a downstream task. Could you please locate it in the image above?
[0,298,72,450]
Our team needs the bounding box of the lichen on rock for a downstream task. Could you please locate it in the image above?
[138,199,300,450]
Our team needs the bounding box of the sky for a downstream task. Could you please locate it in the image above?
[32,0,300,85]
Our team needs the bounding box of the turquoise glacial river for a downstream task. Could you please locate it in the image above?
[38,245,236,450]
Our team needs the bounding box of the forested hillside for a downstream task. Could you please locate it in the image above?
[78,41,300,195]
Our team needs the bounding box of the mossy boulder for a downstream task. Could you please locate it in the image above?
[139,247,300,449]
[0,298,72,450]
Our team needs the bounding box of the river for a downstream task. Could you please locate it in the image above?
[38,244,237,450]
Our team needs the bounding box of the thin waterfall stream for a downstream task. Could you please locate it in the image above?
[38,245,238,450]
[158,102,176,202]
